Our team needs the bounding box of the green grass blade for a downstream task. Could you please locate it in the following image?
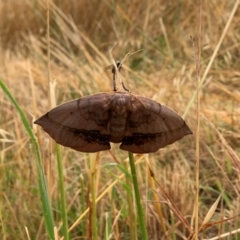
[0,79,55,239]
[56,144,69,240]
[128,152,148,240]
[90,154,98,240]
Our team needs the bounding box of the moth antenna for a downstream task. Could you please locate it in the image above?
[120,49,144,65]
[108,44,143,92]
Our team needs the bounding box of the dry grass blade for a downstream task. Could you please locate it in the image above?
[148,166,193,235]
[199,194,222,229]
[203,228,240,240]
[63,156,145,237]
[54,227,59,240]
[201,215,239,231]
[24,227,31,240]
[183,0,240,118]
[203,115,240,175]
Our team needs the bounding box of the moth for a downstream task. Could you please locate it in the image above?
[35,62,192,153]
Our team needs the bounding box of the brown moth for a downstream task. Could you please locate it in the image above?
[35,62,192,153]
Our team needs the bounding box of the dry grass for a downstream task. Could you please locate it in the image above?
[0,0,240,239]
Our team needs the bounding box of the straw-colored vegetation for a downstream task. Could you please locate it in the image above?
[0,0,240,239]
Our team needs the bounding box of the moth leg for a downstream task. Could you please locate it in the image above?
[111,61,122,91]
[121,82,130,92]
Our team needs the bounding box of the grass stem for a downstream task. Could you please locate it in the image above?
[56,144,69,240]
[90,154,97,240]
[128,152,148,240]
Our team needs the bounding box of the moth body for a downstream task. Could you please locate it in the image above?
[35,92,192,153]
